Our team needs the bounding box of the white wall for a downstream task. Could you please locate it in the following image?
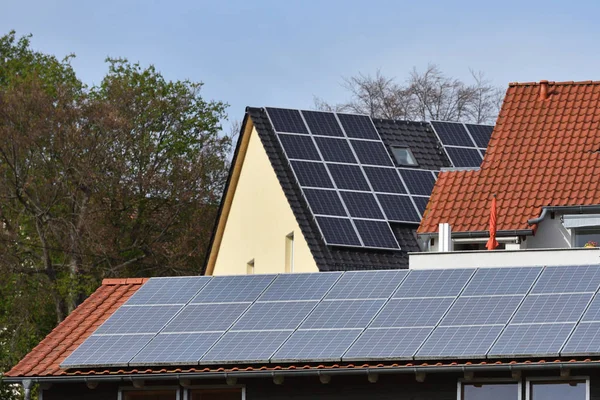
[523,214,572,249]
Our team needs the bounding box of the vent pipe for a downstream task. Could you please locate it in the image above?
[539,80,549,100]
[438,223,452,252]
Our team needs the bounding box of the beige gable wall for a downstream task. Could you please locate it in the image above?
[211,126,318,275]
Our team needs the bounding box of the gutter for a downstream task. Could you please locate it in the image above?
[419,229,533,240]
[5,361,600,385]
[528,205,600,226]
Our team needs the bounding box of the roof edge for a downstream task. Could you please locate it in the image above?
[509,80,600,87]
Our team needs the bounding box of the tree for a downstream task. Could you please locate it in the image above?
[315,64,503,124]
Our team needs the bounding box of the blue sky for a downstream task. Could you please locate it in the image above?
[2,0,599,130]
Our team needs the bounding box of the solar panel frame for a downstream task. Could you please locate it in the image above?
[129,332,223,366]
[271,329,363,362]
[94,305,183,335]
[231,301,319,331]
[353,219,400,250]
[191,275,277,304]
[444,146,483,168]
[488,323,576,358]
[201,330,294,364]
[336,113,380,140]
[461,267,543,296]
[398,169,437,196]
[60,334,155,368]
[302,189,347,217]
[342,327,433,361]
[326,163,371,191]
[363,167,407,194]
[289,160,334,189]
[276,133,321,161]
[125,277,210,305]
[299,299,386,329]
[313,137,358,163]
[265,107,309,134]
[440,295,524,326]
[315,216,362,247]
[339,191,385,220]
[349,140,395,166]
[325,270,409,300]
[161,303,251,333]
[257,272,342,302]
[416,325,504,359]
[370,298,455,328]
[393,269,475,298]
[301,110,345,137]
[510,293,593,324]
[531,265,600,294]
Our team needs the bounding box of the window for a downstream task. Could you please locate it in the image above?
[190,388,243,400]
[124,390,177,400]
[461,382,519,400]
[527,379,588,400]
[391,147,417,166]
[574,228,600,248]
[246,259,255,275]
[285,232,294,273]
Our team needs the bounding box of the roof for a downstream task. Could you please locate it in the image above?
[5,279,146,377]
[419,80,600,234]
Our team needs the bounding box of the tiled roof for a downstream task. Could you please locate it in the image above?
[5,279,146,377]
[419,81,600,234]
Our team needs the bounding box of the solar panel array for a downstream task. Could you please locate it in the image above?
[430,121,493,168]
[61,265,600,368]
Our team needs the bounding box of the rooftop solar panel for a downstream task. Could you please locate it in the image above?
[561,322,600,356]
[370,298,454,328]
[350,140,394,166]
[581,295,600,322]
[353,219,400,249]
[95,305,182,335]
[277,134,321,161]
[314,137,357,163]
[430,121,474,147]
[398,169,436,196]
[61,334,154,367]
[301,110,344,137]
[510,293,592,324]
[325,270,408,300]
[303,189,347,217]
[258,272,342,302]
[393,269,474,298]
[130,332,222,365]
[201,331,293,364]
[376,194,420,223]
[266,108,308,134]
[162,303,250,333]
[465,124,494,148]
[444,147,483,168]
[191,275,276,304]
[289,161,334,188]
[315,216,362,247]
[272,329,362,362]
[337,114,380,140]
[231,301,318,331]
[489,323,576,357]
[326,163,371,191]
[462,267,543,296]
[363,167,407,194]
[416,325,503,359]
[531,265,600,294]
[125,277,210,305]
[412,196,430,216]
[440,295,523,326]
[300,299,385,329]
[340,191,385,219]
[343,327,433,361]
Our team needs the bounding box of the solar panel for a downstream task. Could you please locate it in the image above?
[531,265,600,294]
[201,331,293,364]
[277,134,321,161]
[314,137,357,163]
[95,305,182,335]
[258,272,342,302]
[266,107,308,134]
[272,329,362,362]
[465,124,494,148]
[61,334,154,367]
[130,332,222,365]
[126,277,210,305]
[444,147,483,168]
[315,216,362,247]
[371,298,454,328]
[581,295,600,322]
[191,275,276,304]
[376,194,420,222]
[162,303,250,333]
[510,293,592,324]
[326,163,371,191]
[231,301,318,331]
[440,296,523,326]
[325,270,408,300]
[289,161,334,188]
[394,269,474,298]
[462,267,543,296]
[398,169,436,196]
[300,300,385,329]
[349,140,394,166]
[301,110,344,137]
[363,167,407,194]
[489,323,576,357]
[303,189,347,216]
[416,325,503,359]
[337,113,380,140]
[430,121,474,147]
[343,327,433,360]
[340,191,384,219]
[412,196,430,216]
[353,219,400,249]
[561,322,600,355]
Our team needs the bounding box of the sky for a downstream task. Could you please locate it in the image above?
[2,0,600,131]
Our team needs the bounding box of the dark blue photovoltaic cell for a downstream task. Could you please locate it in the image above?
[95,305,182,335]
[192,275,276,303]
[314,137,357,163]
[531,265,600,294]
[489,323,575,357]
[201,331,293,364]
[394,269,474,298]
[465,124,494,148]
[462,267,543,296]
[266,107,308,134]
[302,110,344,137]
[561,322,600,355]
[61,334,154,367]
[258,272,342,302]
[162,303,250,333]
[290,161,334,188]
[417,325,503,359]
[363,167,407,193]
[277,134,320,161]
[300,300,385,329]
[315,216,362,247]
[444,147,483,168]
[376,194,420,222]
[126,277,210,305]
[325,270,408,300]
[130,332,222,365]
[337,113,380,139]
[511,293,592,324]
[343,327,433,360]
[412,196,430,216]
[582,295,600,322]
[303,189,347,216]
[398,169,436,196]
[272,329,362,362]
[371,298,454,328]
[327,164,371,191]
[350,140,394,166]
[340,191,384,219]
[431,121,474,147]
[353,219,400,249]
[231,301,318,331]
[440,296,523,326]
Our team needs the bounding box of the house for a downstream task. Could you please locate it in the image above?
[4,265,600,400]
[205,107,493,275]
[414,80,600,269]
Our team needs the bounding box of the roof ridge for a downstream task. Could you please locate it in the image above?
[102,278,149,285]
[509,80,600,87]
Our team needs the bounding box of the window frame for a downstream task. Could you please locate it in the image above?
[457,378,522,400]
[572,227,600,248]
[183,384,246,400]
[525,376,589,400]
[118,385,181,400]
[390,146,418,167]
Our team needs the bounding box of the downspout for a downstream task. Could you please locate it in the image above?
[22,379,32,400]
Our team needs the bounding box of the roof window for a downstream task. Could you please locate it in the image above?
[391,147,417,166]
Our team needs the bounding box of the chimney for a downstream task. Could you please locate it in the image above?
[539,80,549,100]
[438,223,452,252]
